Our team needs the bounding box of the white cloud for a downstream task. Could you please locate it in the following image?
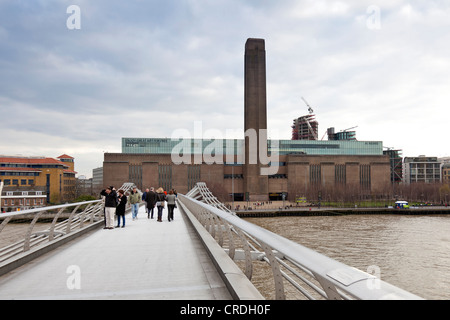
[1,0,450,177]
[289,0,350,18]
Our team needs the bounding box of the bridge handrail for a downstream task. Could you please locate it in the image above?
[0,200,102,219]
[178,193,423,300]
[0,200,105,264]
[0,183,146,277]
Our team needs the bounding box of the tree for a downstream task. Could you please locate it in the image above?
[74,195,97,203]
[439,184,450,204]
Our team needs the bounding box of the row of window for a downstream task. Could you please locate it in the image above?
[0,164,63,169]
[122,138,383,156]
[3,198,45,206]
[0,179,35,186]
[128,164,374,187]
[0,172,40,176]
[3,191,43,196]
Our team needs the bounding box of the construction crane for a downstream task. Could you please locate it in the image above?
[298,97,318,140]
[301,97,314,114]
[341,126,358,132]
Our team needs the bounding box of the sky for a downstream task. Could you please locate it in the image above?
[1,0,449,178]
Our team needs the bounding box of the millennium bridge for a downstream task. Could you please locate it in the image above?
[0,183,422,300]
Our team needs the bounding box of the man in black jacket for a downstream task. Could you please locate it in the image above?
[100,186,117,229]
[146,187,157,219]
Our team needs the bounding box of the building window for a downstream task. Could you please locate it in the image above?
[268,174,287,179]
[360,165,371,190]
[225,174,244,179]
[335,164,346,185]
[188,165,201,190]
[129,164,142,190]
[158,164,172,192]
[310,165,321,184]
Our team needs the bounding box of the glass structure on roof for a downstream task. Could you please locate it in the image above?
[122,137,383,156]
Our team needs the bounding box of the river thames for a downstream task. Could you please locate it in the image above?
[244,214,450,300]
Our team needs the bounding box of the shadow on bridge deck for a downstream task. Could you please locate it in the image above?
[0,205,232,300]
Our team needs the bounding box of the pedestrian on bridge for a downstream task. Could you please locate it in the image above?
[100,186,117,229]
[146,187,157,219]
[116,189,127,228]
[167,189,176,221]
[142,188,149,216]
[156,187,166,222]
[129,186,141,220]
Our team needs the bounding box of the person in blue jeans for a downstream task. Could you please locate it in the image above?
[115,189,127,228]
[156,187,167,222]
[129,186,141,220]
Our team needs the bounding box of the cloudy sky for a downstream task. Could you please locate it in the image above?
[1,0,449,178]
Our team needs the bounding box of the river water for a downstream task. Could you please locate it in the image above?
[244,214,450,300]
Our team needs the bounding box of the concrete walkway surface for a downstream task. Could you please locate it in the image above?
[0,205,232,300]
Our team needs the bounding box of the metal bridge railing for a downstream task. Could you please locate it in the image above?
[185,182,233,213]
[178,192,423,300]
[0,183,141,268]
[0,200,104,264]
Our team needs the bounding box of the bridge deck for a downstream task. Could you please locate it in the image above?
[0,205,232,300]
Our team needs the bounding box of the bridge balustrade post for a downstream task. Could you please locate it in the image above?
[235,228,253,280]
[261,242,286,300]
[214,216,223,246]
[91,202,103,222]
[79,203,94,229]
[225,222,235,260]
[314,274,342,300]
[23,211,45,252]
[0,216,12,235]
[66,206,80,235]
[48,207,67,241]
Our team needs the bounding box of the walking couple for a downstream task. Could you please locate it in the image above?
[152,188,176,222]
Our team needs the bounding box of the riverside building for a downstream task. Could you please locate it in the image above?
[103,39,391,201]
[0,154,77,211]
[403,156,442,184]
[104,137,390,201]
